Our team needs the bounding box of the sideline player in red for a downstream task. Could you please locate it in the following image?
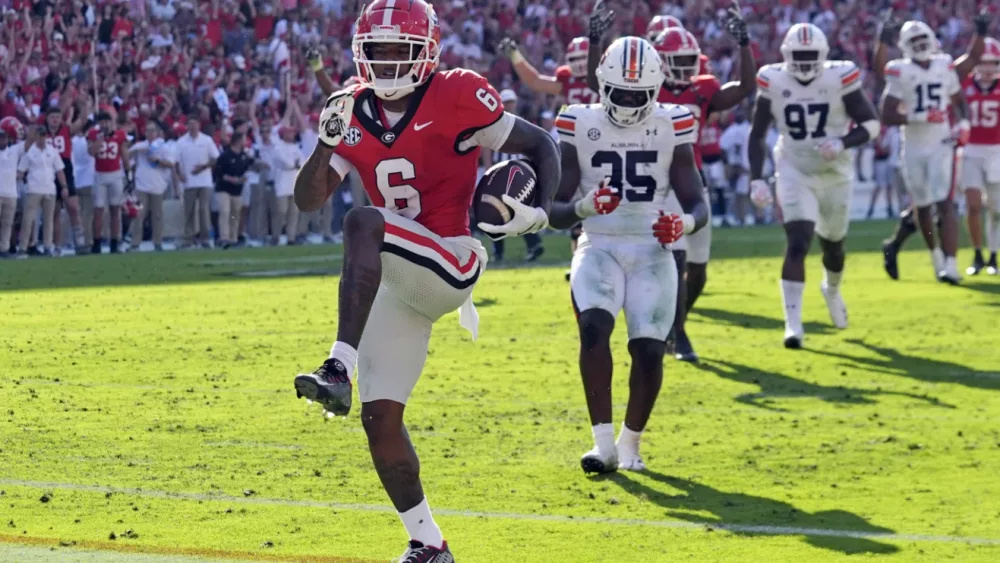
[86,112,130,254]
[291,1,559,560]
[962,37,1000,275]
[500,36,600,105]
[645,14,712,75]
[42,105,90,254]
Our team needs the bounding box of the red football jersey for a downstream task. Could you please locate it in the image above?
[699,122,723,159]
[962,76,1000,146]
[87,128,128,173]
[657,74,722,168]
[555,65,600,105]
[333,69,505,238]
[39,120,72,159]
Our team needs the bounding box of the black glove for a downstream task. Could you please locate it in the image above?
[877,9,902,45]
[589,0,615,43]
[724,2,750,47]
[974,7,991,36]
[498,37,519,60]
[305,48,323,72]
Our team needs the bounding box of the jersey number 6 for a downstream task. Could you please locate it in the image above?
[476,88,499,112]
[376,158,422,220]
[591,150,658,202]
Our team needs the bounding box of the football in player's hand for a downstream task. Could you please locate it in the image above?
[475,160,538,240]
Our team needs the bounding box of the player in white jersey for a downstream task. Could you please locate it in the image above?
[875,13,990,283]
[548,37,708,474]
[748,24,880,349]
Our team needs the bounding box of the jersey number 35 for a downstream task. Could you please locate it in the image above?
[591,150,657,202]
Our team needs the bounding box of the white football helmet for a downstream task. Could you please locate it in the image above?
[596,37,663,127]
[898,21,938,62]
[780,24,829,82]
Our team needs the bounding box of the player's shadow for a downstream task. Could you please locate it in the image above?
[603,472,900,555]
[691,358,953,411]
[806,338,1000,391]
[962,281,1000,295]
[693,307,836,335]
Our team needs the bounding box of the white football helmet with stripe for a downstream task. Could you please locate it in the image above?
[596,36,663,127]
[780,23,829,82]
[898,21,938,62]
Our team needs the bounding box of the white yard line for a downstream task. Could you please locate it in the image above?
[1,479,997,546]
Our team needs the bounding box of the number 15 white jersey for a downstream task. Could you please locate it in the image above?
[555,103,696,237]
[884,54,961,148]
[757,60,862,176]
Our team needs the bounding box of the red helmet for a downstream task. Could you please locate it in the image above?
[566,37,589,77]
[976,37,1000,81]
[647,15,683,42]
[654,28,701,84]
[352,0,441,101]
[0,116,24,141]
[123,193,143,219]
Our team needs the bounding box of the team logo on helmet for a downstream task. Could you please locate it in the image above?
[344,126,363,146]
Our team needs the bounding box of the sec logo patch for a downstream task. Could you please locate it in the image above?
[588,128,601,141]
[344,127,363,147]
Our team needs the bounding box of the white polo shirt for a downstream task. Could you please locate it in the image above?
[72,136,96,189]
[18,144,65,196]
[0,141,26,198]
[175,132,220,189]
[131,139,176,195]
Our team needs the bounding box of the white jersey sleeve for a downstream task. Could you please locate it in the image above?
[570,104,684,238]
[755,63,780,101]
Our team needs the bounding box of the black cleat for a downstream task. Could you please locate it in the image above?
[109,240,120,254]
[674,331,699,363]
[397,540,455,563]
[294,358,353,416]
[966,251,985,276]
[783,332,803,349]
[564,269,571,282]
[987,253,999,276]
[91,239,103,255]
[881,241,899,280]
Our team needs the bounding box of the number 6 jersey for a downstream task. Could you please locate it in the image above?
[756,60,862,175]
[328,68,515,238]
[556,103,696,237]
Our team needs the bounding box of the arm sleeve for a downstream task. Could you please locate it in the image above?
[554,109,577,146]
[329,150,354,177]
[668,105,697,146]
[468,112,516,151]
[838,62,862,95]
[884,62,905,99]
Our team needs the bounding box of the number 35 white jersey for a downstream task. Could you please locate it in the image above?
[884,54,961,147]
[757,60,862,176]
[556,103,696,237]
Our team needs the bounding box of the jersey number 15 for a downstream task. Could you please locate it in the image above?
[591,150,657,202]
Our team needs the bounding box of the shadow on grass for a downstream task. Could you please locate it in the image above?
[690,358,954,410]
[806,338,1000,391]
[601,471,900,555]
[694,307,836,335]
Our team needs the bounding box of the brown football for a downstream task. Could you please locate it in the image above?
[474,159,537,240]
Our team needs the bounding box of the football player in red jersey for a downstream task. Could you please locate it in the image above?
[291,1,559,560]
[500,36,600,105]
[43,105,90,254]
[86,112,131,254]
[649,15,756,363]
[645,14,711,75]
[962,37,1000,275]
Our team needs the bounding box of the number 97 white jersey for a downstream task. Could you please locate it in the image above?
[556,103,697,237]
[756,60,862,176]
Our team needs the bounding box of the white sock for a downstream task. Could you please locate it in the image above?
[945,256,957,272]
[617,423,642,450]
[931,247,944,268]
[398,498,444,549]
[987,212,1000,253]
[329,341,358,382]
[592,423,615,456]
[824,269,843,291]
[780,279,805,331]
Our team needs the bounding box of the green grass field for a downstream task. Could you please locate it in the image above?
[2,221,999,562]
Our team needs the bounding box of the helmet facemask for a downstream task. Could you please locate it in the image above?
[787,50,822,82]
[905,34,935,61]
[354,35,438,100]
[663,53,699,84]
[567,53,588,77]
[600,83,657,127]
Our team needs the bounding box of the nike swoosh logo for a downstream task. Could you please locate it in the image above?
[413,121,433,131]
[505,166,523,197]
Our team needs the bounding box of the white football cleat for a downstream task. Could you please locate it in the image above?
[783,325,804,349]
[820,282,848,329]
[617,446,647,472]
[938,260,962,286]
[580,446,618,475]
